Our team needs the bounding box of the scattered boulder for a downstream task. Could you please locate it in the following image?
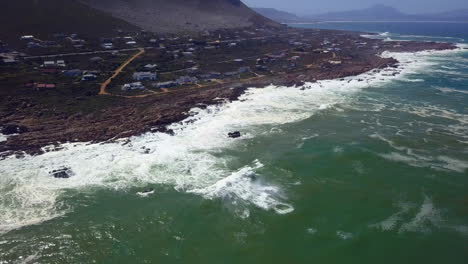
[141,147,151,154]
[228,131,241,138]
[50,167,73,179]
[137,188,155,197]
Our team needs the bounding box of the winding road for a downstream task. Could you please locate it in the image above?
[99,48,145,95]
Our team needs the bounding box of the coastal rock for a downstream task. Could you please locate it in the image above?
[50,167,73,179]
[137,188,155,197]
[228,131,241,138]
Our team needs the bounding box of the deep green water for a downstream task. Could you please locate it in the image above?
[1,24,467,263]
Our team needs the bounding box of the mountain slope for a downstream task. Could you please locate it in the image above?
[253,8,302,23]
[80,0,280,33]
[0,0,139,44]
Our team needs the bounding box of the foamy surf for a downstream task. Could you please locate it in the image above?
[0,44,465,235]
[369,196,464,235]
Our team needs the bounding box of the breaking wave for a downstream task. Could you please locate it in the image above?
[0,44,465,235]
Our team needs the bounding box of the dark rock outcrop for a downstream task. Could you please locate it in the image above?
[50,168,73,179]
[228,131,241,138]
[1,124,28,135]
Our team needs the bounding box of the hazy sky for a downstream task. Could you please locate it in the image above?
[243,0,468,15]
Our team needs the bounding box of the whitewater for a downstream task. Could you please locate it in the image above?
[1,44,466,236]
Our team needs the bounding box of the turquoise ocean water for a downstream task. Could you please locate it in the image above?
[0,22,467,263]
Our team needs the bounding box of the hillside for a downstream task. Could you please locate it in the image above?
[253,8,303,23]
[80,0,280,33]
[0,0,139,45]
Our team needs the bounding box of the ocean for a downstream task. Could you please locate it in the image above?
[1,22,467,263]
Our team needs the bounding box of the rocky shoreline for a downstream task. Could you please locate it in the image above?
[0,39,456,157]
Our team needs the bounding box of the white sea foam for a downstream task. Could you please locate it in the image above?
[0,131,13,143]
[401,78,425,83]
[370,202,413,231]
[336,230,353,240]
[379,151,468,173]
[307,227,317,234]
[437,156,468,173]
[399,196,443,233]
[436,86,468,95]
[371,197,444,234]
[0,77,376,234]
[0,42,465,235]
[363,32,465,43]
[190,160,294,214]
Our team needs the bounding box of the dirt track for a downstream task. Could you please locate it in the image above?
[99,48,145,95]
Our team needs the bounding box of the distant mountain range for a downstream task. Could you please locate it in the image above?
[252,8,303,23]
[253,4,468,23]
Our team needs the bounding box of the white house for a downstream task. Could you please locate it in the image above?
[122,82,145,91]
[43,61,56,67]
[20,35,34,41]
[133,72,157,81]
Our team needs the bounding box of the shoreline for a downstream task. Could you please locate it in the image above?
[289,21,468,24]
[0,38,458,157]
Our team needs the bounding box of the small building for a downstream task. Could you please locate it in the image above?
[133,72,157,81]
[238,66,251,73]
[126,41,137,46]
[185,67,199,74]
[176,76,198,85]
[102,43,113,49]
[209,72,222,78]
[89,56,103,63]
[20,35,34,41]
[256,65,269,71]
[290,56,300,61]
[27,41,42,49]
[63,69,82,77]
[56,60,66,67]
[228,42,237,47]
[67,38,85,45]
[34,83,56,89]
[198,74,212,80]
[328,60,342,65]
[122,82,145,91]
[81,74,97,81]
[233,59,243,63]
[144,64,158,70]
[224,71,239,78]
[43,61,56,67]
[154,81,178,89]
[2,58,17,64]
[198,72,222,80]
[42,41,58,47]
